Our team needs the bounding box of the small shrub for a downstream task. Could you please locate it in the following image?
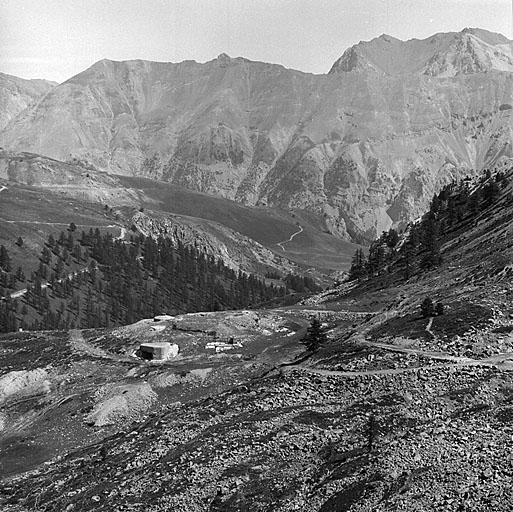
[420,297,435,317]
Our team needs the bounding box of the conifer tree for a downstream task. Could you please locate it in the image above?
[420,213,442,269]
[0,245,11,272]
[349,248,367,281]
[302,317,327,352]
[15,266,25,282]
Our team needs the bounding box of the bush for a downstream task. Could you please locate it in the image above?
[420,297,435,317]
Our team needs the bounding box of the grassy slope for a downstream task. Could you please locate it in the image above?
[0,176,362,276]
[121,176,361,271]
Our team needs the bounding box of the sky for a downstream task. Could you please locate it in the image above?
[1,0,512,83]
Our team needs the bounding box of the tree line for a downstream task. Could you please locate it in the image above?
[0,227,288,332]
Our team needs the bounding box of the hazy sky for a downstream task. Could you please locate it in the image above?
[1,0,512,83]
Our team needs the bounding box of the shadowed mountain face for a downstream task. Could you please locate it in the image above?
[0,72,55,131]
[2,29,513,241]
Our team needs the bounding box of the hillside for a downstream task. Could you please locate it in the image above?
[4,29,513,241]
[121,176,361,271]
[0,223,295,332]
[3,164,513,510]
[0,151,361,276]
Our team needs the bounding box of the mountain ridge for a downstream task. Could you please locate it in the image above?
[329,28,513,76]
[2,28,513,242]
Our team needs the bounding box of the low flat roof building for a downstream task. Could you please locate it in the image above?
[139,342,178,361]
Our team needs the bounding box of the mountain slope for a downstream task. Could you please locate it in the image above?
[3,30,513,241]
[0,72,55,131]
[0,149,360,274]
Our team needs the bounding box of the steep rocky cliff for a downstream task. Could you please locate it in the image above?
[3,29,513,242]
[131,211,298,275]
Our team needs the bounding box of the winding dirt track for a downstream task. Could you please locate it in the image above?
[4,269,90,300]
[276,225,303,251]
[281,338,513,377]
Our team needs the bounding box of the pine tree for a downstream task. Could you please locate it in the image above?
[385,229,399,248]
[0,245,11,272]
[41,247,52,264]
[367,242,386,275]
[402,240,415,279]
[302,317,327,352]
[420,213,442,269]
[468,189,482,215]
[349,248,367,281]
[483,179,500,206]
[15,266,25,282]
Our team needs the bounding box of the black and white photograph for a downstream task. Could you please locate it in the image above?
[1,0,513,510]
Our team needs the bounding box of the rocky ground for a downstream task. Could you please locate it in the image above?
[2,283,513,511]
[0,309,309,479]
[2,335,513,511]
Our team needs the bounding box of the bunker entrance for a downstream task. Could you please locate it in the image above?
[140,349,154,360]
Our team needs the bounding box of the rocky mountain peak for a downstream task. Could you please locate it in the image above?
[329,27,513,76]
[459,27,511,45]
[423,29,513,76]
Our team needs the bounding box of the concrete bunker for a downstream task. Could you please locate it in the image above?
[138,342,179,361]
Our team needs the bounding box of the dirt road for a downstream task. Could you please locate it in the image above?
[276,225,303,251]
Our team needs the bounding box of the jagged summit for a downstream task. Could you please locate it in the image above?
[459,27,511,45]
[329,27,513,76]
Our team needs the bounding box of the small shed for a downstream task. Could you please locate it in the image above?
[139,342,178,361]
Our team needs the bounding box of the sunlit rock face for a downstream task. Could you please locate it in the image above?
[3,29,513,242]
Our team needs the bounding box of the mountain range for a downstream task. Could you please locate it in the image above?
[3,28,513,242]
